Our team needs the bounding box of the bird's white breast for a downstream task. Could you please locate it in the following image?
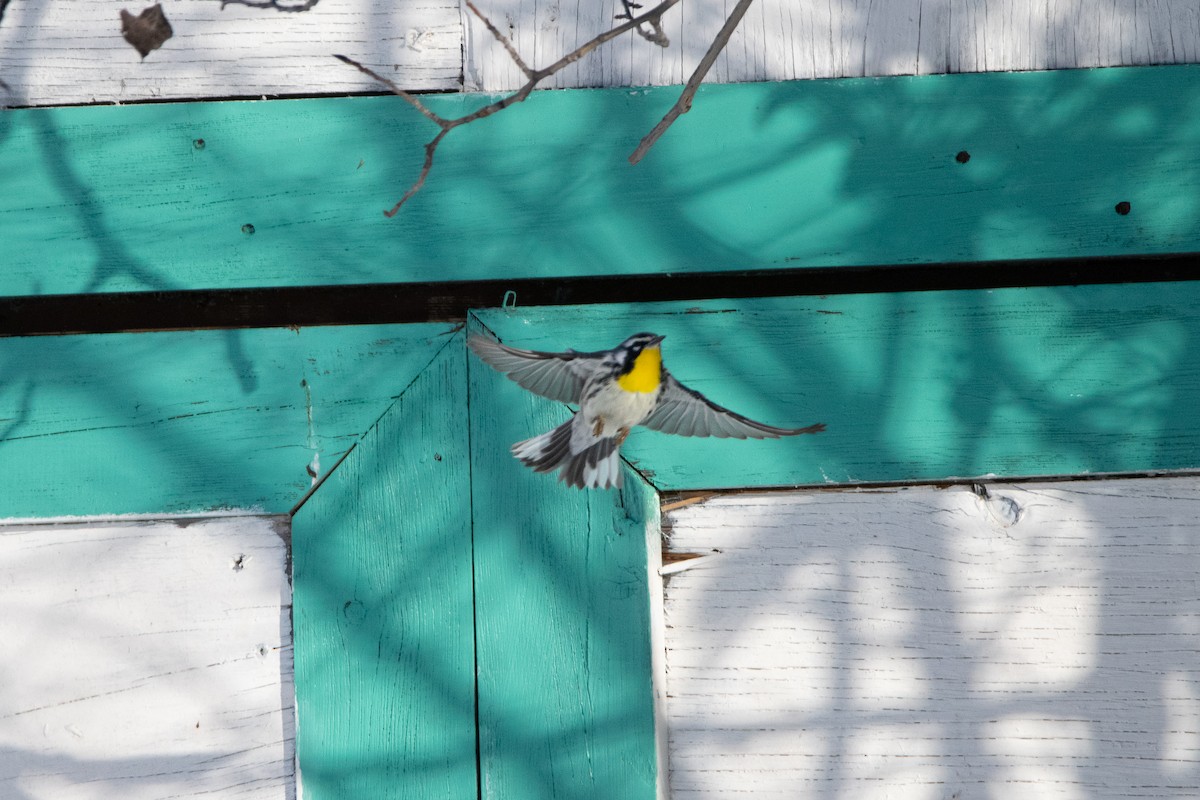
[583,378,660,435]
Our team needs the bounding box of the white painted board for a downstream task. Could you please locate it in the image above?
[4,0,1200,106]
[662,478,1200,799]
[464,0,1200,91]
[0,515,294,800]
[0,0,461,107]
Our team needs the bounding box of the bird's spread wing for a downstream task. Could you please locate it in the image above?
[643,372,826,439]
[467,335,603,404]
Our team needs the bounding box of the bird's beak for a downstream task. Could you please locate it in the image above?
[650,334,665,346]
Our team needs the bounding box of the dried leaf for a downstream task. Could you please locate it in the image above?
[120,4,173,58]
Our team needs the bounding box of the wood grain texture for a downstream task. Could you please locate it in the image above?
[0,515,294,799]
[0,0,461,107]
[0,323,455,519]
[465,0,1200,91]
[661,477,1200,799]
[474,281,1200,490]
[4,64,1200,297]
[3,0,1196,106]
[291,334,476,799]
[468,317,659,800]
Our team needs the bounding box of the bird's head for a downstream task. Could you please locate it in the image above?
[615,332,665,392]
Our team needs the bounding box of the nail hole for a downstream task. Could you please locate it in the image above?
[434,453,443,461]
[1115,201,1131,215]
[232,554,246,571]
[955,150,970,164]
[241,223,256,235]
[192,138,205,150]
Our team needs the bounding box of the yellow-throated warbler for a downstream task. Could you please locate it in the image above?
[468,332,825,489]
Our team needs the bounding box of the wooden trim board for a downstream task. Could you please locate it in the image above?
[4,64,1200,298]
[473,280,1200,490]
[291,337,478,800]
[0,323,456,519]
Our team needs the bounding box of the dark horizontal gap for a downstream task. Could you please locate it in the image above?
[3,252,1200,336]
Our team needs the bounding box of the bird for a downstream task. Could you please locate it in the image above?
[467,331,825,489]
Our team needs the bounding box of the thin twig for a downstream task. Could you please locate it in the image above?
[616,0,669,46]
[384,129,450,217]
[628,0,756,165]
[339,0,681,216]
[219,0,320,10]
[333,54,448,127]
[464,0,533,78]
[531,0,679,78]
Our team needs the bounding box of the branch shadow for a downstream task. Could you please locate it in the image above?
[661,481,1200,799]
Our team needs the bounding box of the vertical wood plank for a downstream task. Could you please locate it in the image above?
[662,478,1200,799]
[467,315,659,800]
[0,516,294,799]
[291,334,476,799]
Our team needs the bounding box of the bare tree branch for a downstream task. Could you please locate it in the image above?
[340,0,682,216]
[628,0,756,165]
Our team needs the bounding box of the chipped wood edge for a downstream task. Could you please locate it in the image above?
[643,486,671,800]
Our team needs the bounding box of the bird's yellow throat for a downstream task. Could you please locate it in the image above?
[617,346,662,393]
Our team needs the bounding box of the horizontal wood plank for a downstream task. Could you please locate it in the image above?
[0,323,456,519]
[661,478,1200,799]
[0,515,293,799]
[467,0,1200,91]
[3,65,1200,297]
[473,280,1200,489]
[0,0,461,107]
[3,0,1196,105]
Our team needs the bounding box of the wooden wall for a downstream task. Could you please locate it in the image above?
[5,0,1200,798]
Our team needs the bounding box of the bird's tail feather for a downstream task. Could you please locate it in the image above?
[512,420,574,474]
[511,421,623,489]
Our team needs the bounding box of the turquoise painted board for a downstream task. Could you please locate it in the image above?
[3,65,1200,296]
[473,281,1200,490]
[467,318,659,800]
[292,335,476,800]
[0,323,456,518]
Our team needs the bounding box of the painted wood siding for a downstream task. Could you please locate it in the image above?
[3,0,1199,105]
[467,317,661,800]
[0,324,456,519]
[661,478,1200,798]
[0,515,294,799]
[465,0,1200,91]
[6,66,1200,299]
[474,283,1200,492]
[291,331,478,800]
[0,0,462,107]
